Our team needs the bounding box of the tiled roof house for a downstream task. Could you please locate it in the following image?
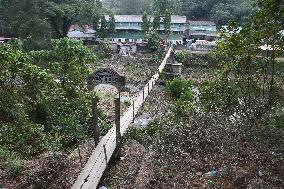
[104,15,187,44]
[187,20,217,41]
[105,15,187,32]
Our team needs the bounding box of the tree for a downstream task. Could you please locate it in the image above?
[153,11,160,31]
[142,11,150,33]
[153,0,172,15]
[44,0,80,38]
[75,0,104,31]
[0,38,97,159]
[199,0,284,124]
[2,0,52,49]
[146,29,160,52]
[178,0,255,25]
[0,0,10,36]
[104,0,152,15]
[210,3,234,26]
[95,0,102,8]
[108,13,116,34]
[99,15,107,38]
[1,0,103,46]
[164,9,171,35]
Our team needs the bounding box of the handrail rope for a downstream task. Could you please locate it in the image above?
[73,46,172,189]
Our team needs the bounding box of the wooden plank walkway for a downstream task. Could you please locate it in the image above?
[72,47,172,189]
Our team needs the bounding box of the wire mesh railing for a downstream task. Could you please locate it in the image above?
[72,46,172,189]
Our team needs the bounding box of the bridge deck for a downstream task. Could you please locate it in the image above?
[72,47,172,189]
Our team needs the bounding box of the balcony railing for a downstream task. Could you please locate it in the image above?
[114,24,186,32]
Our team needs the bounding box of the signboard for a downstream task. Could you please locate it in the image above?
[87,68,126,90]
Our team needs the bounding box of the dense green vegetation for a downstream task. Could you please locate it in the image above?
[0,0,106,49]
[0,0,283,187]
[0,38,98,174]
[117,1,284,187]
[103,0,256,25]
[173,0,283,128]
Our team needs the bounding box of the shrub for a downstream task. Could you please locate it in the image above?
[1,121,46,158]
[198,78,240,117]
[271,115,284,128]
[92,40,112,59]
[123,121,161,147]
[146,29,161,52]
[0,147,24,177]
[0,38,97,158]
[100,122,113,136]
[175,50,190,63]
[166,78,194,101]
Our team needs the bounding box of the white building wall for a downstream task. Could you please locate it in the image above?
[112,38,143,44]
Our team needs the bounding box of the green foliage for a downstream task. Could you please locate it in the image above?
[123,100,132,107]
[270,115,284,129]
[166,78,193,101]
[99,15,108,38]
[2,0,103,49]
[104,0,254,26]
[92,40,113,59]
[100,122,113,136]
[124,121,161,147]
[197,0,284,125]
[163,9,172,35]
[108,13,116,34]
[175,50,190,63]
[0,147,23,177]
[104,0,152,15]
[179,0,255,25]
[166,78,195,116]
[0,38,97,158]
[146,29,160,52]
[1,122,46,157]
[150,52,164,64]
[210,3,234,26]
[199,78,240,116]
[142,11,150,33]
[76,0,104,30]
[153,11,160,31]
[3,0,51,43]
[153,0,173,15]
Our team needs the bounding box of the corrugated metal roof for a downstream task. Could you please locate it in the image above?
[105,15,187,24]
[69,25,92,32]
[194,40,216,45]
[67,31,95,38]
[0,36,11,40]
[85,29,96,34]
[189,25,217,32]
[188,20,216,26]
